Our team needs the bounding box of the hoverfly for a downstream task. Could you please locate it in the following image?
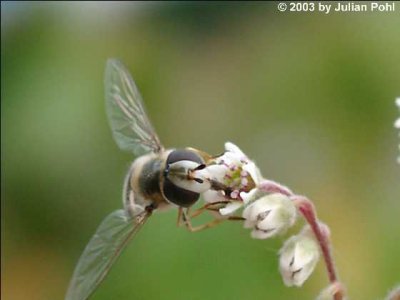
[65,59,251,300]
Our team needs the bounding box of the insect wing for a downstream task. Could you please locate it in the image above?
[65,209,150,300]
[105,59,163,155]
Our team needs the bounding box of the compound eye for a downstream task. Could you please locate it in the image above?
[166,149,204,165]
[163,149,205,207]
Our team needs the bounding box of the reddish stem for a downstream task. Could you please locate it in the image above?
[295,197,345,300]
[258,180,293,197]
[259,181,345,300]
[294,197,337,283]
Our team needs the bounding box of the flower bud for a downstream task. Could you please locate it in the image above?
[279,225,320,287]
[242,193,297,239]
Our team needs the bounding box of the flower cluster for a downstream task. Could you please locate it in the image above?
[193,142,323,289]
[193,142,260,215]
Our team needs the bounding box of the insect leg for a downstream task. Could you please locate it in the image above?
[226,216,246,221]
[181,207,244,231]
[123,177,145,218]
[189,201,231,219]
[177,207,184,227]
[181,209,224,232]
[177,201,246,232]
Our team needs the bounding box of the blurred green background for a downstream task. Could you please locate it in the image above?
[2,2,400,300]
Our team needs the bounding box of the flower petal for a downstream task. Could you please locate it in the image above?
[242,196,275,221]
[242,203,254,220]
[243,219,257,229]
[225,142,247,158]
[251,227,277,239]
[243,162,263,185]
[240,188,260,204]
[203,190,226,203]
[219,201,243,215]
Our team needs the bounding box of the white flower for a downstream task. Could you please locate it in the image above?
[214,142,261,190]
[224,142,264,187]
[242,193,297,239]
[395,98,400,128]
[279,225,320,287]
[195,142,263,215]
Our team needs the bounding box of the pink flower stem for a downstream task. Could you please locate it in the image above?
[259,180,345,300]
[295,197,337,281]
